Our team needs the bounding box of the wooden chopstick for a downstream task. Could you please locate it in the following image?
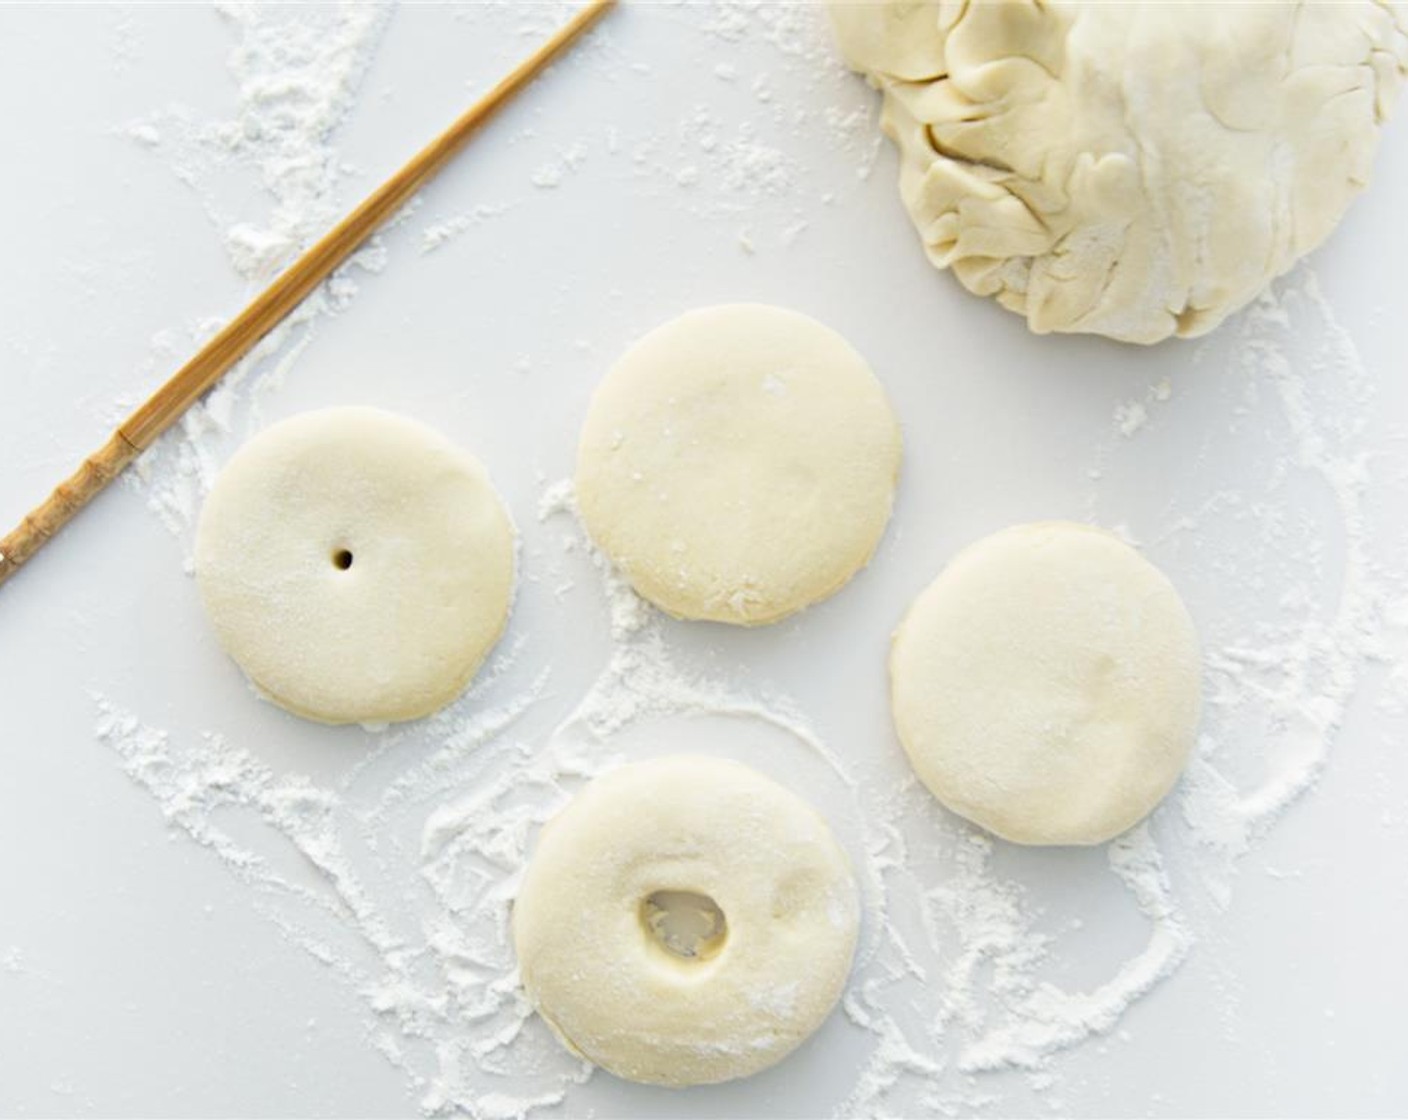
[0,0,615,590]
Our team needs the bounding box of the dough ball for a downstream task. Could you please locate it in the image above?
[890,522,1201,846]
[830,1,1408,343]
[195,407,515,725]
[576,304,902,625]
[513,755,860,1087]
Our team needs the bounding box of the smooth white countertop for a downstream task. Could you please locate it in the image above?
[2,5,1405,1116]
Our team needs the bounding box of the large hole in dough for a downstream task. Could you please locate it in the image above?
[640,890,727,961]
[331,548,354,571]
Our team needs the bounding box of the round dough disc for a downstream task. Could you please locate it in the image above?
[513,755,860,1087]
[195,407,515,725]
[575,304,902,625]
[890,522,1201,846]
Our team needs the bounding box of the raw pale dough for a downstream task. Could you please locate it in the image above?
[575,304,902,625]
[829,1,1408,343]
[890,522,1201,846]
[512,755,860,1087]
[195,407,515,725]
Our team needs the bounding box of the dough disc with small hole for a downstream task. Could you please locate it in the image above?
[890,522,1202,846]
[195,407,515,725]
[576,304,902,625]
[512,755,860,1087]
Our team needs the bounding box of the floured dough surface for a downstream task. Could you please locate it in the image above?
[890,522,1201,846]
[829,1,1408,343]
[196,407,515,725]
[513,755,860,1087]
[575,304,902,625]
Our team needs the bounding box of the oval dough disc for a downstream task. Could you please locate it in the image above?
[195,407,515,725]
[890,522,1201,846]
[575,304,902,625]
[513,755,860,1087]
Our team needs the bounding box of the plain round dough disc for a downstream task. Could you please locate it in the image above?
[513,755,860,1087]
[890,522,1201,846]
[195,407,515,725]
[575,304,902,625]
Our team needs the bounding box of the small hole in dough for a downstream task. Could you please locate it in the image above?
[640,890,727,961]
[331,548,354,571]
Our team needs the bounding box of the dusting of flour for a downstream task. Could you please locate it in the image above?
[96,272,1405,1110]
[124,2,394,550]
[80,3,1408,1118]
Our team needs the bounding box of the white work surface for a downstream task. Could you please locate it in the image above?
[2,5,1406,1118]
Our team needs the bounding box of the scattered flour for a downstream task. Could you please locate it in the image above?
[529,142,588,189]
[1168,274,1394,904]
[1113,375,1175,438]
[92,506,868,1116]
[1113,400,1149,437]
[100,272,1408,1108]
[954,828,1191,1074]
[421,205,512,254]
[120,3,393,547]
[76,4,1408,1118]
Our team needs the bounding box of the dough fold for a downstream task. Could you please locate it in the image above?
[830,0,1408,343]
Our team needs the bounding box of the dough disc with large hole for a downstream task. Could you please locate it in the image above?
[890,522,1201,846]
[512,755,860,1086]
[576,304,902,625]
[195,407,515,725]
